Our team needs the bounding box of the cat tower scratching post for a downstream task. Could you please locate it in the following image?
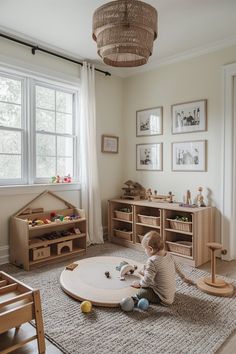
[197,242,234,297]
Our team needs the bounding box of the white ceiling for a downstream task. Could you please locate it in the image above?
[0,0,236,77]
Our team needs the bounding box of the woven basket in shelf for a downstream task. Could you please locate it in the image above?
[138,214,160,226]
[137,234,144,243]
[169,219,192,232]
[114,229,132,241]
[166,241,192,256]
[114,210,132,221]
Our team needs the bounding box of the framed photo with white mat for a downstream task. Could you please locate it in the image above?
[136,143,163,171]
[172,140,206,171]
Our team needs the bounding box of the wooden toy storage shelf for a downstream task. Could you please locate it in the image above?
[108,199,214,267]
[10,191,87,271]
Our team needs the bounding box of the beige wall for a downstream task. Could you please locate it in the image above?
[1,37,236,263]
[123,45,236,243]
[0,38,124,263]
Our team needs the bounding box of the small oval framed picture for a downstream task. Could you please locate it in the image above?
[171,99,207,134]
[136,106,163,136]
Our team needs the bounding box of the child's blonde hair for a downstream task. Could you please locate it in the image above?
[141,231,164,251]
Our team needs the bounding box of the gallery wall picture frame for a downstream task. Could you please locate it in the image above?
[136,143,163,171]
[171,99,207,134]
[136,106,163,136]
[101,135,119,153]
[172,140,207,172]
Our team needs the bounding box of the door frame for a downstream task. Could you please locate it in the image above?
[222,62,236,260]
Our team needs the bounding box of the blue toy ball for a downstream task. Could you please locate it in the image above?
[120,297,135,312]
[137,298,149,311]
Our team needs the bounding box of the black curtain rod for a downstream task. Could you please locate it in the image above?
[0,33,111,76]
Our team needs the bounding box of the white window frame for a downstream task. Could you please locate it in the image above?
[31,79,78,184]
[0,66,79,186]
[0,70,28,185]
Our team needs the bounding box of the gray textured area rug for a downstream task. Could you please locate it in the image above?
[1,243,236,354]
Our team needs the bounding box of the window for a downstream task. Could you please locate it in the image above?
[0,69,78,186]
[0,73,26,184]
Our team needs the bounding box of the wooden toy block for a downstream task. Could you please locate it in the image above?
[66,263,78,271]
[56,240,73,255]
[33,246,51,261]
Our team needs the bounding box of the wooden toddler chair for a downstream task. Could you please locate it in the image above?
[0,271,45,353]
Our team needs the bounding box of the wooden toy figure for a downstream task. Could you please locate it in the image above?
[186,190,192,205]
[146,188,152,201]
[168,191,174,203]
[197,187,206,207]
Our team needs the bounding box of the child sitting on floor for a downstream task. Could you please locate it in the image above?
[131,231,194,305]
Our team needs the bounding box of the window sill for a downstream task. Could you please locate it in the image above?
[0,182,81,196]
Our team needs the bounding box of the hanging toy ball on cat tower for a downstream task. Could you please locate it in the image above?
[197,242,234,297]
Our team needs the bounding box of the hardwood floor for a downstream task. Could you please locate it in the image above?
[0,258,235,354]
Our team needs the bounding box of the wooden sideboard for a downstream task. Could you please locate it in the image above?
[108,199,214,267]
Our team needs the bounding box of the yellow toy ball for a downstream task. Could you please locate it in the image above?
[80,300,92,313]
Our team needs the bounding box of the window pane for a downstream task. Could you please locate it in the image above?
[36,109,55,132]
[36,156,56,177]
[57,157,73,176]
[56,112,72,134]
[0,76,21,104]
[36,86,55,110]
[0,130,21,153]
[0,102,21,128]
[36,134,55,156]
[0,155,21,178]
[57,137,73,157]
[56,91,72,113]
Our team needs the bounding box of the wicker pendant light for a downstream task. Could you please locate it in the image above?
[92,0,157,67]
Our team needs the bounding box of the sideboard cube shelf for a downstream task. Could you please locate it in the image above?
[108,199,214,267]
[10,191,87,271]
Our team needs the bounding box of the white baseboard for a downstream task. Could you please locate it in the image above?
[0,245,9,265]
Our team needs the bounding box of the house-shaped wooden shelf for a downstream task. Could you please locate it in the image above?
[10,190,87,270]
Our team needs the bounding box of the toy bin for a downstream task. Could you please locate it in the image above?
[166,240,192,256]
[138,214,160,226]
[137,234,145,243]
[32,246,51,261]
[168,219,192,232]
[114,210,132,221]
[114,229,132,241]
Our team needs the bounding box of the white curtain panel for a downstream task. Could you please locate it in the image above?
[79,62,103,244]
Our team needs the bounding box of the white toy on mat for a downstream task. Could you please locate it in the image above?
[119,264,137,281]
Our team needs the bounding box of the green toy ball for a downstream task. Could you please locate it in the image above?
[80,300,92,313]
[137,298,149,311]
[120,297,134,312]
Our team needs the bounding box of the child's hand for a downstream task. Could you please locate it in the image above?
[131,281,141,288]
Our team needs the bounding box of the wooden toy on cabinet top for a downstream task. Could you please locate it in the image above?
[147,189,175,203]
[196,187,206,207]
[121,180,146,200]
